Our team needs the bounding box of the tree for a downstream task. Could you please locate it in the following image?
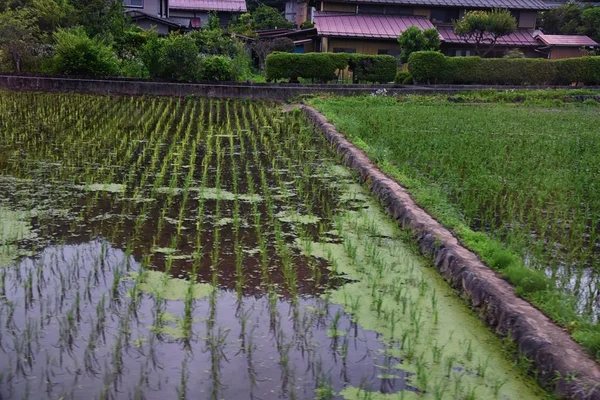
[0,8,40,72]
[50,26,120,77]
[454,9,517,57]
[252,5,293,30]
[539,3,600,43]
[228,13,256,37]
[250,37,293,69]
[397,26,440,63]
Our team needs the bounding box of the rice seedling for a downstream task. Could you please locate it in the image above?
[0,92,547,400]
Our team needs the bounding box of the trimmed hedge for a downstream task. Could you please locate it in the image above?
[395,71,412,84]
[266,52,350,83]
[408,51,600,85]
[265,52,397,83]
[348,54,397,83]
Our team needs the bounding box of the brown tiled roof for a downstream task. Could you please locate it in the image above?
[314,12,436,38]
[536,33,599,47]
[437,26,538,46]
[169,0,247,12]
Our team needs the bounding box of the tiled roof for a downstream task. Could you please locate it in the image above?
[437,26,538,46]
[536,33,599,47]
[125,10,187,28]
[169,0,247,12]
[314,12,435,38]
[332,0,550,10]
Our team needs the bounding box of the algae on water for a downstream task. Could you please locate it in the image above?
[133,270,213,301]
[0,207,35,267]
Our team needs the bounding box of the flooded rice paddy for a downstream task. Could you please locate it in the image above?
[0,92,546,399]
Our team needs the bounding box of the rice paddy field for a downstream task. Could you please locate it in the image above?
[0,91,547,399]
[310,92,600,361]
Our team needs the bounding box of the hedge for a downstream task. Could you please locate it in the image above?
[265,52,397,83]
[408,51,600,85]
[266,52,350,83]
[348,54,397,83]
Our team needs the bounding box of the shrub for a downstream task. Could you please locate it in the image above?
[503,264,551,295]
[554,56,600,85]
[266,52,349,82]
[397,26,440,63]
[395,71,412,84]
[407,51,447,84]
[50,27,119,77]
[199,55,233,81]
[348,54,397,83]
[158,34,200,82]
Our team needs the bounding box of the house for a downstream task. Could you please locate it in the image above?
[285,0,314,27]
[124,0,186,34]
[308,0,598,57]
[168,0,247,29]
[124,0,247,32]
[535,33,599,58]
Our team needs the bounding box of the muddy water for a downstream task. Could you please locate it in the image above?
[0,94,546,399]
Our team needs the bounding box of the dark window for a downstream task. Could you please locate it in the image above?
[430,8,459,23]
[386,6,414,15]
[357,4,385,14]
[333,48,356,53]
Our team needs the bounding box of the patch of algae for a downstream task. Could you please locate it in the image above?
[275,210,320,225]
[133,270,213,301]
[0,207,36,267]
[74,183,126,193]
[301,171,547,400]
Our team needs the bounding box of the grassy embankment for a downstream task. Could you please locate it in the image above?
[310,90,600,361]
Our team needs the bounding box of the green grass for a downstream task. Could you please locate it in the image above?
[309,91,600,360]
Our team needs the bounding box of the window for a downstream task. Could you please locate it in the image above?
[333,48,356,53]
[357,4,385,14]
[430,8,459,23]
[385,6,413,15]
[123,0,143,7]
[378,49,401,57]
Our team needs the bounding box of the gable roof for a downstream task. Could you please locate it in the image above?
[125,10,187,28]
[169,0,247,12]
[324,0,549,10]
[314,12,435,38]
[437,25,538,46]
[536,33,599,47]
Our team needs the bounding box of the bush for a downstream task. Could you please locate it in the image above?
[199,55,232,81]
[266,52,350,82]
[503,264,551,295]
[348,54,397,83]
[395,71,412,84]
[407,51,447,84]
[408,51,600,85]
[50,27,119,77]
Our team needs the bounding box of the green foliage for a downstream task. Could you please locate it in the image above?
[397,26,440,63]
[300,21,315,29]
[31,0,73,32]
[0,7,40,73]
[407,51,447,84]
[228,13,256,37]
[348,54,397,83]
[454,9,517,57]
[198,55,232,81]
[408,51,600,85]
[503,264,551,295]
[252,5,293,30]
[154,33,200,82]
[266,52,349,82]
[540,3,600,43]
[503,49,525,58]
[190,28,240,57]
[394,71,412,84]
[50,26,119,77]
[251,37,294,69]
[68,0,124,38]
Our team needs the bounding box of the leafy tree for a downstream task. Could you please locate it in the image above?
[199,55,232,80]
[0,8,40,72]
[397,26,440,63]
[300,21,314,29]
[228,13,256,37]
[252,5,292,30]
[50,26,120,76]
[68,0,125,38]
[31,0,73,32]
[454,9,517,57]
[143,33,200,82]
[539,3,600,43]
[190,28,240,57]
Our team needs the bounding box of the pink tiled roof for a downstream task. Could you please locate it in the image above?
[437,26,538,46]
[169,0,247,12]
[536,34,598,47]
[314,12,435,39]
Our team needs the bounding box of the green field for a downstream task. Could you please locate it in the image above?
[0,92,546,399]
[310,92,600,359]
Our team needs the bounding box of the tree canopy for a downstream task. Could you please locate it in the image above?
[397,26,440,63]
[454,9,517,57]
[539,3,600,43]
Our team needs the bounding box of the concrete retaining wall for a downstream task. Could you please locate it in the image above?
[1,74,599,101]
[301,105,600,400]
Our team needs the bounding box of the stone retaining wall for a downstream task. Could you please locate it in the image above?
[1,74,598,100]
[301,105,600,400]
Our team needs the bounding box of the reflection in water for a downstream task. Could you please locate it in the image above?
[0,241,415,400]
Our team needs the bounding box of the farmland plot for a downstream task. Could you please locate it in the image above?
[0,92,544,399]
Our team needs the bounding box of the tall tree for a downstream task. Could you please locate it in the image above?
[397,26,440,63]
[454,9,517,57]
[0,8,40,72]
